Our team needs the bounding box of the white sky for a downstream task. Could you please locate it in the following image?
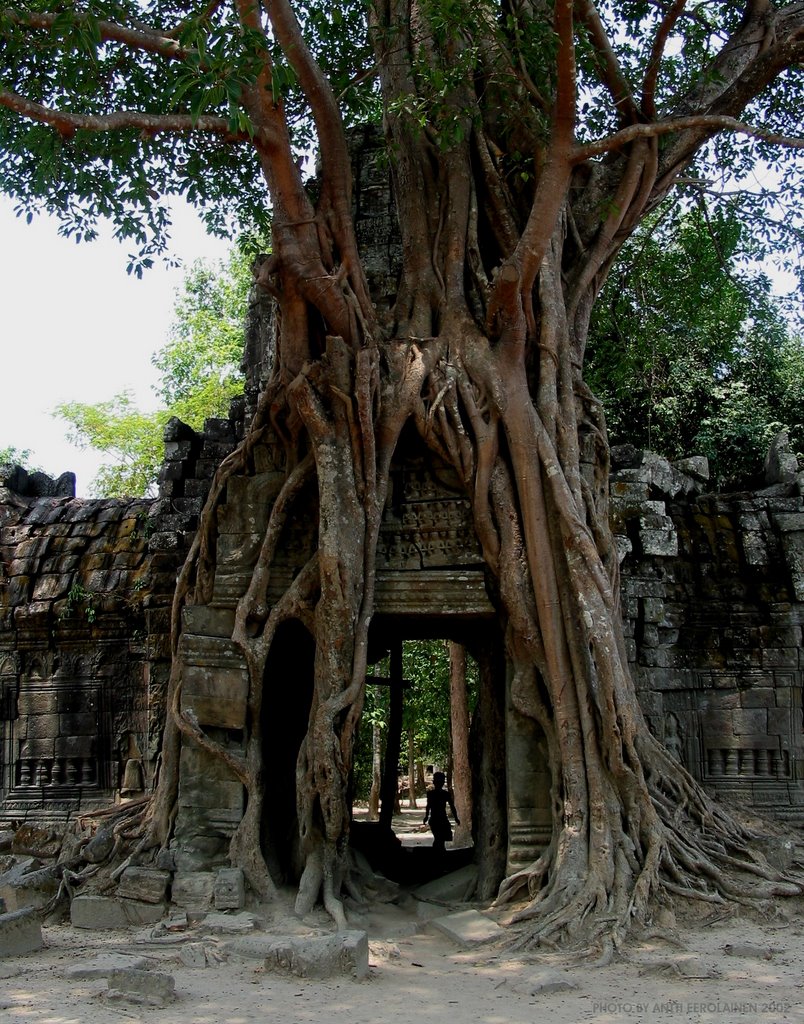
[0,195,230,495]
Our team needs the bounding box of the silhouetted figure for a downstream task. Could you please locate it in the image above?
[423,771,459,854]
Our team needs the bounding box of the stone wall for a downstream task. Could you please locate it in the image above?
[610,445,804,821]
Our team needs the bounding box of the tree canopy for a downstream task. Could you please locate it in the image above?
[3,1,804,949]
[54,247,249,496]
[586,203,804,487]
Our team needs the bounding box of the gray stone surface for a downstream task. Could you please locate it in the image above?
[115,866,171,904]
[63,953,149,978]
[428,909,503,947]
[413,864,478,903]
[0,860,57,912]
[70,894,166,929]
[179,942,208,968]
[198,911,260,934]
[0,907,43,957]
[171,871,215,909]
[214,867,245,910]
[262,930,369,980]
[107,968,176,1006]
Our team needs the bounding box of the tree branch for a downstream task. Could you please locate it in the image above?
[641,0,688,118]
[573,113,804,163]
[0,89,247,141]
[575,0,639,123]
[4,8,189,61]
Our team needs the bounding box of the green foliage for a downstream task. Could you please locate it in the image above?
[60,580,96,623]
[0,445,37,469]
[55,245,251,497]
[587,205,804,488]
[352,640,477,802]
[55,391,169,498]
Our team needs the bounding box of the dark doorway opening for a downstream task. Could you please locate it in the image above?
[350,616,505,888]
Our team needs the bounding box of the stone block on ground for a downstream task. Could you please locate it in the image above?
[115,866,171,904]
[198,910,260,934]
[214,867,245,910]
[71,894,167,929]
[106,968,175,1006]
[0,862,58,912]
[428,909,503,947]
[179,942,208,968]
[0,907,43,957]
[63,953,149,979]
[262,930,369,980]
[412,864,478,903]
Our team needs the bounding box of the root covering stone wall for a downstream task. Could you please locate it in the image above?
[2,428,803,830]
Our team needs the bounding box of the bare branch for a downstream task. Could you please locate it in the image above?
[0,89,247,141]
[573,114,804,163]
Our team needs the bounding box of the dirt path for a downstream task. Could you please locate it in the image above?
[1,891,802,1024]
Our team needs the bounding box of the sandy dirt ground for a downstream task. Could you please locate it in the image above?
[2,808,803,1024]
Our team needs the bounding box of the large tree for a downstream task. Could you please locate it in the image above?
[3,1,804,949]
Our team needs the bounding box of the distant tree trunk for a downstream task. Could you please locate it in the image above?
[368,722,381,821]
[407,727,416,808]
[449,642,472,846]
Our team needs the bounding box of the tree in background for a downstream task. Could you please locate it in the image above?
[0,446,36,469]
[3,1,804,947]
[54,248,249,496]
[586,203,804,487]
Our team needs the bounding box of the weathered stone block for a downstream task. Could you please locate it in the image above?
[59,712,96,735]
[0,907,43,957]
[25,713,60,739]
[71,894,166,929]
[732,708,767,735]
[107,968,175,1006]
[171,871,215,909]
[115,867,171,904]
[64,953,149,978]
[263,930,369,980]
[214,867,245,910]
[0,863,58,911]
[429,909,504,947]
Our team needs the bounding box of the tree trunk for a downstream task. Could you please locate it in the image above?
[368,722,381,821]
[407,727,416,809]
[140,0,804,946]
[449,642,472,846]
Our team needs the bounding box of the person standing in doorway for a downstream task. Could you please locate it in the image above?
[423,771,460,854]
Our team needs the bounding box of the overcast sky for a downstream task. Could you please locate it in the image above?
[0,195,230,495]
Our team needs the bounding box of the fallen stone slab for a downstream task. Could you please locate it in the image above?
[63,953,149,979]
[511,968,578,996]
[106,967,175,1006]
[0,907,43,957]
[0,864,58,912]
[413,864,477,904]
[179,942,208,968]
[262,930,369,980]
[723,942,779,961]
[198,911,260,934]
[71,894,167,929]
[11,824,63,859]
[428,909,503,947]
